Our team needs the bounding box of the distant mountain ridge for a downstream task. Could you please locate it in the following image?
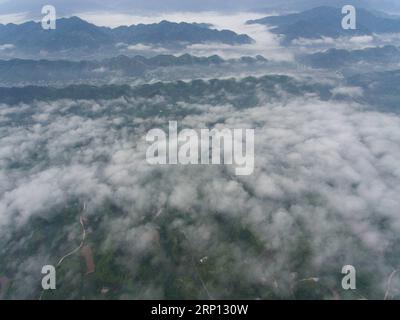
[0,74,331,106]
[0,54,268,85]
[347,69,400,111]
[247,6,400,41]
[301,45,400,68]
[251,0,400,13]
[0,17,253,56]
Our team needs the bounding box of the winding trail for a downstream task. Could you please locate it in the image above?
[39,203,87,300]
[384,269,400,300]
[56,215,86,267]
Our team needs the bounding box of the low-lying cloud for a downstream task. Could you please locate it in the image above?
[1,86,399,298]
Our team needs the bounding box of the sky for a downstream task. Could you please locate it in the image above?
[1,0,400,24]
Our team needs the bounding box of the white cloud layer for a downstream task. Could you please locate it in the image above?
[1,89,400,298]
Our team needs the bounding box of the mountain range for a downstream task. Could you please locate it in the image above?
[301,45,400,68]
[347,69,400,111]
[252,0,400,12]
[0,54,268,85]
[0,74,331,106]
[247,6,400,40]
[0,17,253,56]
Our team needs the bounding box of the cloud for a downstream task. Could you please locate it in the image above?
[291,33,400,57]
[0,44,14,51]
[0,12,28,24]
[331,86,364,98]
[348,35,374,44]
[125,43,168,53]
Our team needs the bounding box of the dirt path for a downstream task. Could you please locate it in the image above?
[57,215,86,266]
[39,203,88,300]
